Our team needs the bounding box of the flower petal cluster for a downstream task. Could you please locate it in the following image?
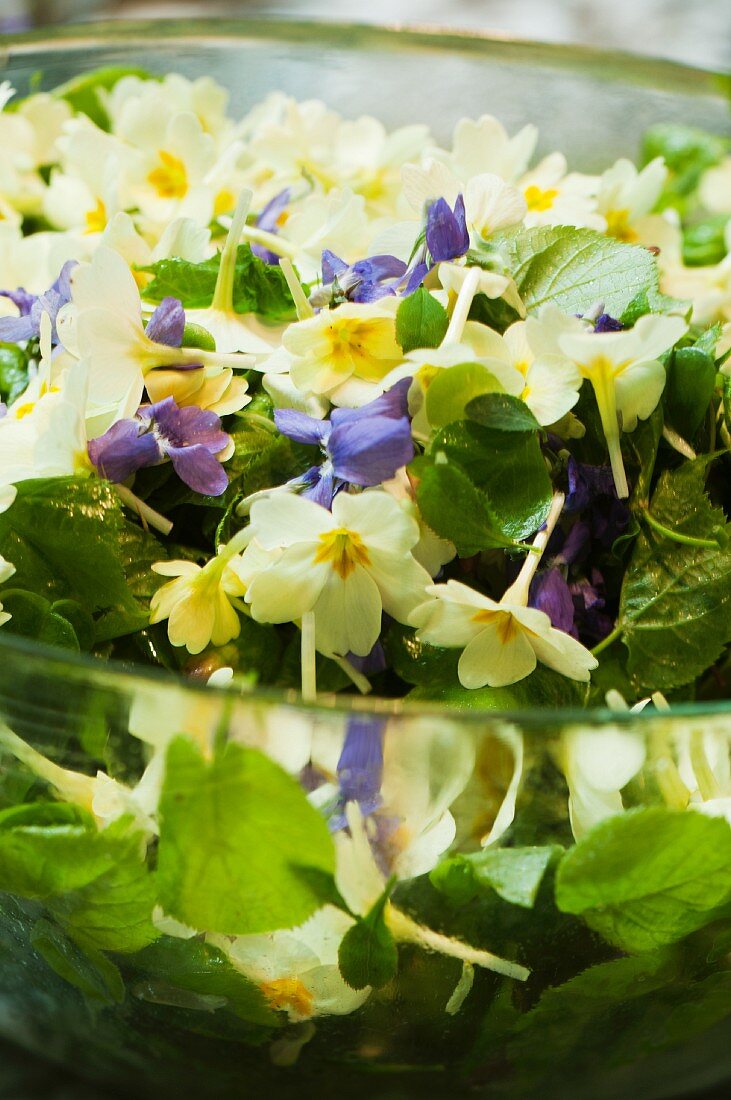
[242,490,431,657]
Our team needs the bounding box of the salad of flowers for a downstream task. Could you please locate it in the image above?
[0,66,730,1097]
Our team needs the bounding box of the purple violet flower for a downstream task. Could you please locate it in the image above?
[146,296,186,347]
[329,716,386,832]
[88,396,231,496]
[250,188,291,265]
[425,194,470,263]
[530,568,577,636]
[313,248,426,307]
[0,261,77,345]
[594,313,624,333]
[275,379,414,507]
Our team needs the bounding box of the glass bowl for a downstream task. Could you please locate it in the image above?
[0,19,730,1100]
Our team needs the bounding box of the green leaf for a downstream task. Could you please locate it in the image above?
[494,225,660,317]
[383,622,459,687]
[54,66,153,130]
[131,936,278,1028]
[408,665,584,709]
[0,803,118,898]
[465,393,541,433]
[663,346,717,440]
[424,361,506,430]
[619,458,731,691]
[430,420,552,541]
[338,889,398,991]
[141,245,296,322]
[555,807,731,952]
[157,737,336,935]
[395,288,449,353]
[0,589,81,651]
[0,804,158,953]
[30,918,124,1006]
[431,846,561,909]
[642,124,729,206]
[0,343,29,404]
[412,456,518,555]
[683,215,729,267]
[0,477,169,643]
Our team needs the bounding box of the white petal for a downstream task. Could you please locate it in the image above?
[458,619,537,688]
[313,566,382,657]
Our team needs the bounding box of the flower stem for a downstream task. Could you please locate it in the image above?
[642,509,722,550]
[591,622,623,656]
[502,490,565,605]
[115,485,173,536]
[238,224,299,260]
[211,190,253,312]
[301,610,317,702]
[662,424,696,461]
[0,720,96,810]
[387,906,529,982]
[332,655,372,695]
[279,258,314,320]
[442,266,481,345]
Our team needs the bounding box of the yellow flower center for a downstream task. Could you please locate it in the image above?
[325,318,401,382]
[524,185,558,213]
[148,150,189,199]
[213,188,235,217]
[473,608,520,644]
[313,527,371,579]
[12,382,59,419]
[415,363,441,389]
[260,977,314,1018]
[604,208,637,243]
[84,197,107,235]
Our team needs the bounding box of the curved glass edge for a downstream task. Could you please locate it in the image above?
[0,18,727,723]
[0,17,729,95]
[2,632,731,728]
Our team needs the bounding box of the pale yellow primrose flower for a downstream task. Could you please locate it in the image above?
[150,536,251,655]
[279,298,403,408]
[699,157,731,215]
[411,493,598,690]
[518,152,603,231]
[242,489,432,658]
[0,555,16,627]
[557,313,688,498]
[427,114,538,186]
[593,156,668,244]
[213,905,369,1022]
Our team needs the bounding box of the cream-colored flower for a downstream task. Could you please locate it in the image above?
[593,156,668,244]
[242,489,431,658]
[519,153,603,230]
[150,536,250,654]
[216,905,369,1022]
[558,313,688,497]
[412,578,597,689]
[430,114,538,185]
[699,157,731,215]
[0,555,16,628]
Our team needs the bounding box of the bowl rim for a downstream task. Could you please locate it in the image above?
[0,15,729,90]
[0,17,729,725]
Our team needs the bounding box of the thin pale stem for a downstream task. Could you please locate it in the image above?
[301,610,317,703]
[279,258,314,320]
[387,906,529,982]
[590,368,629,499]
[115,485,173,536]
[591,622,623,657]
[662,424,696,461]
[211,190,253,312]
[332,656,372,695]
[502,490,566,605]
[442,267,481,345]
[238,224,299,260]
[0,720,96,809]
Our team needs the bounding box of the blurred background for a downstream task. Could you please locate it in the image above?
[1,0,730,70]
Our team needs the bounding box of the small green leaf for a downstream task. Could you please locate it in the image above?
[424,361,506,429]
[181,321,217,351]
[407,666,584,709]
[395,288,449,353]
[30,918,124,1006]
[642,124,729,206]
[683,215,730,267]
[0,343,29,404]
[663,346,717,439]
[338,889,398,991]
[131,936,278,1027]
[0,589,81,651]
[494,225,660,317]
[383,622,459,687]
[157,737,336,935]
[619,458,731,691]
[432,846,561,909]
[412,456,518,555]
[431,421,552,541]
[141,245,296,322]
[555,807,731,952]
[465,393,541,433]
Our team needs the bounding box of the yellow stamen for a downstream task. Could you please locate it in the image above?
[84,197,107,235]
[313,528,371,579]
[213,189,235,217]
[524,185,558,213]
[604,208,637,243]
[148,150,188,199]
[260,978,314,1018]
